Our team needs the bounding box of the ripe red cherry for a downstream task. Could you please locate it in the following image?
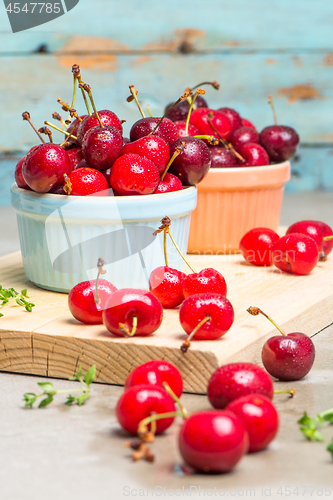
[286,220,333,260]
[226,394,279,452]
[168,136,211,186]
[240,228,280,266]
[173,120,200,138]
[260,125,299,162]
[149,266,186,309]
[102,288,163,337]
[247,306,316,381]
[68,279,117,324]
[178,410,249,473]
[67,147,86,170]
[15,155,32,190]
[182,268,227,299]
[164,95,208,122]
[76,110,122,146]
[238,142,270,167]
[129,117,179,145]
[207,362,274,409]
[210,146,237,168]
[154,173,183,194]
[189,107,232,141]
[272,233,319,275]
[116,384,176,435]
[23,143,73,193]
[242,118,256,129]
[66,167,109,196]
[180,293,234,341]
[82,126,123,171]
[231,126,260,152]
[125,360,183,398]
[110,153,160,195]
[217,107,242,132]
[122,135,170,175]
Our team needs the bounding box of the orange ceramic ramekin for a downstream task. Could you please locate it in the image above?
[187,161,291,254]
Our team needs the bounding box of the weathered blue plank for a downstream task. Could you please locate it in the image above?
[0,0,333,53]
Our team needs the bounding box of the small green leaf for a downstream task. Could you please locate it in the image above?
[23,392,37,408]
[0,313,3,318]
[37,382,56,395]
[65,395,76,405]
[77,392,90,406]
[38,395,54,407]
[25,305,32,312]
[21,289,28,297]
[84,365,96,386]
[298,411,313,426]
[322,411,333,423]
[70,366,83,382]
[16,298,25,306]
[327,438,333,459]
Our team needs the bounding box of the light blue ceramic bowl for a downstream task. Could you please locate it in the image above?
[11,185,197,293]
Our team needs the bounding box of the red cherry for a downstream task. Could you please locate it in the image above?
[125,360,183,398]
[226,394,279,452]
[210,146,237,168]
[182,268,227,299]
[67,147,86,170]
[189,107,232,141]
[23,143,73,193]
[217,107,242,132]
[149,266,186,308]
[66,115,87,144]
[207,362,274,409]
[68,279,117,324]
[238,142,270,167]
[15,156,32,190]
[154,173,183,194]
[110,153,160,195]
[173,120,200,138]
[178,410,249,473]
[122,135,170,175]
[168,136,211,186]
[240,228,280,266]
[76,110,122,146]
[231,126,260,152]
[164,96,208,122]
[116,384,176,435]
[129,117,179,145]
[67,167,109,196]
[82,126,123,171]
[102,288,163,337]
[260,125,299,162]
[272,233,319,275]
[180,292,234,341]
[286,220,333,260]
[241,118,256,129]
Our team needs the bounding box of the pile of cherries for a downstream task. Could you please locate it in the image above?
[15,65,299,197]
[240,219,333,275]
[115,359,281,472]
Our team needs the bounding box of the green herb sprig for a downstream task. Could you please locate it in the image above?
[298,408,333,459]
[23,365,96,408]
[0,285,35,317]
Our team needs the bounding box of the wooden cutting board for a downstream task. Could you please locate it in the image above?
[0,250,332,393]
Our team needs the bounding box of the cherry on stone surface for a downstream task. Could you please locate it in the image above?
[272,233,319,275]
[110,153,160,195]
[231,126,260,152]
[149,266,186,308]
[68,279,117,324]
[217,107,243,132]
[210,146,238,168]
[168,136,211,186]
[66,167,109,196]
[76,110,123,146]
[182,268,227,299]
[129,117,179,145]
[116,384,176,435]
[178,410,249,473]
[164,95,208,122]
[238,142,270,167]
[189,107,232,141]
[240,228,280,266]
[122,135,170,175]
[153,173,183,194]
[207,362,274,409]
[102,288,163,337]
[286,220,333,260]
[226,393,279,452]
[82,126,123,171]
[125,360,183,398]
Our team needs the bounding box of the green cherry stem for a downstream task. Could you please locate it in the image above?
[323,235,333,241]
[79,83,103,127]
[44,121,78,141]
[268,95,278,126]
[74,66,92,116]
[189,81,220,92]
[181,315,211,353]
[247,306,287,336]
[162,382,189,418]
[184,88,205,137]
[148,90,193,136]
[119,315,138,337]
[127,85,146,118]
[163,230,168,267]
[160,143,185,181]
[274,388,295,398]
[137,411,185,438]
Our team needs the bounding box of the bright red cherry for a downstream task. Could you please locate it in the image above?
[102,288,163,337]
[178,410,249,473]
[210,146,237,168]
[122,135,170,175]
[179,292,234,343]
[68,279,117,324]
[82,126,123,171]
[231,126,260,152]
[125,360,183,398]
[272,233,319,275]
[168,136,211,186]
[76,110,123,146]
[116,384,176,435]
[149,266,186,308]
[173,120,200,138]
[182,268,227,299]
[217,107,242,132]
[129,117,179,145]
[240,228,280,266]
[153,173,183,194]
[226,394,279,452]
[242,118,256,129]
[286,220,333,260]
[207,362,274,409]
[23,143,73,193]
[247,306,316,381]
[238,143,270,167]
[15,155,32,190]
[189,107,232,141]
[110,153,160,195]
[66,167,109,196]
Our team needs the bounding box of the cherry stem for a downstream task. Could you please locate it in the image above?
[184,88,205,137]
[44,121,78,141]
[52,112,68,129]
[38,126,53,143]
[94,257,106,304]
[63,174,72,195]
[137,411,184,437]
[163,230,168,267]
[74,66,92,116]
[268,95,278,126]
[148,90,193,136]
[146,104,153,117]
[193,135,219,146]
[247,306,287,336]
[167,228,195,273]
[79,83,103,128]
[160,143,185,181]
[119,315,138,337]
[22,112,45,143]
[323,235,333,241]
[127,85,145,118]
[189,81,220,92]
[206,112,245,161]
[274,388,295,398]
[319,252,327,262]
[162,382,189,418]
[181,315,211,353]
[68,64,79,123]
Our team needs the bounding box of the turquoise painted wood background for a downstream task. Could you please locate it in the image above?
[1,0,333,204]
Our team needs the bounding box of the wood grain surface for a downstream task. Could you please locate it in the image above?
[0,250,332,393]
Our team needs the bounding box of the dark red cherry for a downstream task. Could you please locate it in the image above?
[260,125,299,162]
[15,155,32,190]
[210,146,237,168]
[67,147,86,170]
[164,95,208,121]
[68,279,117,324]
[82,126,123,171]
[110,153,160,195]
[129,117,179,145]
[231,126,260,152]
[149,266,186,308]
[125,360,183,398]
[168,136,211,186]
[217,107,242,132]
